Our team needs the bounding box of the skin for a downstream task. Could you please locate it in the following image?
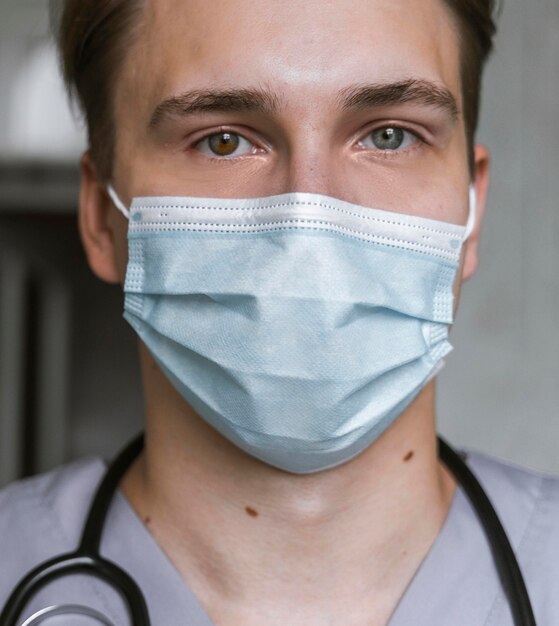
[78,0,490,623]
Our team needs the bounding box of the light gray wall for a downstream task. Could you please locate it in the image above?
[0,0,84,158]
[0,0,558,472]
[438,0,559,473]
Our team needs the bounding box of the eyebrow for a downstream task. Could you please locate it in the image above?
[339,79,459,120]
[149,88,282,128]
[148,79,459,129]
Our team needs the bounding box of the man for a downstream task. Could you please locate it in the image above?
[1,0,558,624]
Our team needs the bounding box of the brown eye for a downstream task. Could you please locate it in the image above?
[208,132,240,156]
[195,131,256,159]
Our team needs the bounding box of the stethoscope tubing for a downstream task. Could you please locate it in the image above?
[0,436,149,626]
[0,435,537,626]
[438,438,536,626]
[0,553,148,626]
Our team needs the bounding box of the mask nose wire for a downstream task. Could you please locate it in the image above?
[107,185,130,220]
[463,184,477,241]
[106,184,477,238]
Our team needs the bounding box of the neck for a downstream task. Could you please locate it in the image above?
[122,348,456,625]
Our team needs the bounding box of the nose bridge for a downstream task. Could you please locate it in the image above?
[288,154,329,195]
[284,119,340,197]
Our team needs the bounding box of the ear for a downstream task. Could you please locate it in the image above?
[78,152,128,284]
[461,144,490,281]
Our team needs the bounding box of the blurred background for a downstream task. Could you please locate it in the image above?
[0,0,557,486]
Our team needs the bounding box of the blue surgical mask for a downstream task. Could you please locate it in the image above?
[109,187,476,473]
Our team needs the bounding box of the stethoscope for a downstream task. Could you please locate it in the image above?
[0,435,537,626]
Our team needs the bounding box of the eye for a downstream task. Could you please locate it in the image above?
[194,131,257,158]
[359,126,418,152]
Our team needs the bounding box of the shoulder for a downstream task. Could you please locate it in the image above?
[462,447,559,624]
[464,447,559,525]
[0,456,106,539]
[0,457,106,601]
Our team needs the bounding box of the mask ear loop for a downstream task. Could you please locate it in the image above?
[463,184,477,241]
[107,185,131,220]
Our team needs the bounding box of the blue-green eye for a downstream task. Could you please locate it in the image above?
[195,131,256,158]
[360,127,417,151]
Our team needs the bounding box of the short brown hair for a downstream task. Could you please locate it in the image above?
[443,0,499,170]
[52,0,498,181]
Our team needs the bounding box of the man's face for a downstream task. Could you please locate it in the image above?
[112,0,472,224]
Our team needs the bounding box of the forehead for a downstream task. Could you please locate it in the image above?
[125,0,461,116]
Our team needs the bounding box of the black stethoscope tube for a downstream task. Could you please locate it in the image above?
[0,435,536,626]
[0,435,149,626]
[438,438,536,626]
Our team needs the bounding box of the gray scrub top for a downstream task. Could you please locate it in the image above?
[1,448,558,625]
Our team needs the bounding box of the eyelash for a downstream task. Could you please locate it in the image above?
[190,124,426,161]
